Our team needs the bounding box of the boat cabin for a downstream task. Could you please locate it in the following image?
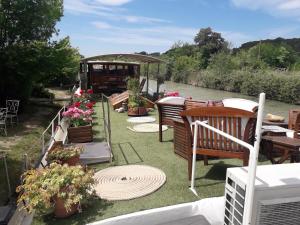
[80,61,140,93]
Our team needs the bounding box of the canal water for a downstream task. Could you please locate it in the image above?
[147,79,299,118]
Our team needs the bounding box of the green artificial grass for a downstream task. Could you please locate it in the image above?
[32,102,271,225]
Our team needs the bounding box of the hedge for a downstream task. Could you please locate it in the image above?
[193,70,300,104]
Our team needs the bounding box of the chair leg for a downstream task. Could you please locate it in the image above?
[203,155,208,166]
[243,154,249,166]
[159,124,162,142]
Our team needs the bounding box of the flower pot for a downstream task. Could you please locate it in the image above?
[61,155,80,166]
[128,107,148,116]
[54,196,79,218]
[68,125,93,143]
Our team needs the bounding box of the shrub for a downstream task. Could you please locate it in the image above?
[16,163,95,215]
[31,83,55,99]
[196,70,300,104]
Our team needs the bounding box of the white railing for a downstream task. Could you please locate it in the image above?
[41,105,66,154]
[190,93,265,225]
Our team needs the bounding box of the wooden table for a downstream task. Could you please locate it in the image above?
[262,135,300,164]
[262,120,288,128]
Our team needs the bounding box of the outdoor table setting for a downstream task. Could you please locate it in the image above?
[261,125,300,164]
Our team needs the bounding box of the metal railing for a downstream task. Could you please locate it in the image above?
[102,94,112,162]
[189,93,265,225]
[41,105,66,154]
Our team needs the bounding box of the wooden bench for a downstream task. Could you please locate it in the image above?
[181,106,257,180]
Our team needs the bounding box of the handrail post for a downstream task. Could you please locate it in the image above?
[51,120,54,138]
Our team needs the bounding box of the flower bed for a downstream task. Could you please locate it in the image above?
[63,89,96,143]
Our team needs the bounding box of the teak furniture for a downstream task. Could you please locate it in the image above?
[262,135,300,164]
[156,97,223,142]
[181,107,257,180]
[288,109,300,138]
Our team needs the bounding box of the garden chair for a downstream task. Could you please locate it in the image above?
[6,100,20,125]
[156,97,223,142]
[288,109,300,138]
[181,106,257,180]
[0,108,8,136]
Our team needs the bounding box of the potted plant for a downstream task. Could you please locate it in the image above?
[46,145,84,166]
[16,163,95,218]
[127,78,147,116]
[63,106,94,143]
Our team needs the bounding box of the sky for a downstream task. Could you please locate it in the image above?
[58,0,300,57]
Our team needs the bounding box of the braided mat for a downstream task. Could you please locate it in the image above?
[128,123,168,133]
[126,116,156,123]
[93,165,166,201]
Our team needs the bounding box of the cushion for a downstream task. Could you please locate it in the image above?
[157,97,185,105]
[222,98,258,112]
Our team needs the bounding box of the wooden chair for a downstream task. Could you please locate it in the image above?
[181,106,257,180]
[156,97,223,142]
[288,109,300,138]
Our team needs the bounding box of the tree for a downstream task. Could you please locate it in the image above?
[0,0,63,48]
[0,0,65,104]
[39,37,81,86]
[248,43,296,69]
[194,27,228,68]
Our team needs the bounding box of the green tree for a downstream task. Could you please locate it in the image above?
[194,27,228,68]
[0,0,81,105]
[248,43,296,69]
[39,37,81,86]
[0,0,63,48]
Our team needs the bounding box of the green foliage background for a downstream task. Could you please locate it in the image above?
[0,0,80,105]
[146,27,300,104]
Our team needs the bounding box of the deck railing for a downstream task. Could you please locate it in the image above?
[41,105,66,154]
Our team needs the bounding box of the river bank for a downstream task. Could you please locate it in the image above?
[147,79,299,118]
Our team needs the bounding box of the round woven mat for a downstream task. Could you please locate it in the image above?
[127,116,156,123]
[131,123,168,133]
[93,165,166,201]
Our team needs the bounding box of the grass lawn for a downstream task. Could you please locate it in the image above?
[32,102,270,225]
[0,104,60,205]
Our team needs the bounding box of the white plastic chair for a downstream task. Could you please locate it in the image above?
[6,100,20,126]
[0,108,8,136]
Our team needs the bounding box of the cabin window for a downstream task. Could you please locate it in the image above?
[109,65,116,70]
[92,64,104,71]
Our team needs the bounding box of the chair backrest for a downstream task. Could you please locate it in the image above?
[6,100,20,114]
[156,97,186,126]
[0,108,8,121]
[185,99,223,110]
[288,109,300,137]
[181,107,257,152]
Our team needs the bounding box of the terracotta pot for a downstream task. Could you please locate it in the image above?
[54,196,78,218]
[62,155,80,166]
[68,125,93,143]
[128,107,148,116]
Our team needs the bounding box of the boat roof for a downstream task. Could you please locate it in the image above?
[85,60,140,65]
[81,53,166,64]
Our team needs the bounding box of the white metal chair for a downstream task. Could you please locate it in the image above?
[6,100,20,125]
[0,108,8,136]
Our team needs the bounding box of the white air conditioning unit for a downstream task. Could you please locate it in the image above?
[224,163,300,225]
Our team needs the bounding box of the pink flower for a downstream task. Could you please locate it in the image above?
[72,113,81,118]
